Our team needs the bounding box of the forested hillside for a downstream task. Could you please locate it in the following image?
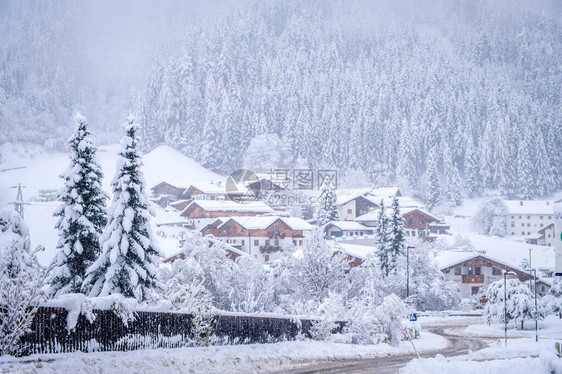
[1,0,561,203]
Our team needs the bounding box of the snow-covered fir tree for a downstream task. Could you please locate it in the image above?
[541,277,562,319]
[388,197,405,273]
[316,185,339,226]
[485,278,534,328]
[84,116,161,302]
[0,208,47,356]
[424,147,440,211]
[376,201,392,277]
[49,114,107,296]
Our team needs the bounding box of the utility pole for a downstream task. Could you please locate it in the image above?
[530,268,538,342]
[10,183,27,219]
[529,248,533,292]
[406,246,415,298]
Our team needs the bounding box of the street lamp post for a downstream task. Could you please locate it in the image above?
[406,246,415,298]
[504,271,516,346]
[529,248,533,291]
[530,268,538,342]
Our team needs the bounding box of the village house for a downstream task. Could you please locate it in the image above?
[201,216,313,263]
[179,200,275,230]
[150,181,190,202]
[337,194,380,221]
[439,253,543,300]
[504,200,554,237]
[535,223,556,246]
[184,181,228,201]
[354,207,447,240]
[324,221,374,238]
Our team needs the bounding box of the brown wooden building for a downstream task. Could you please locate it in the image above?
[201,216,313,263]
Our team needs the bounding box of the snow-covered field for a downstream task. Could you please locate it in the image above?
[0,331,446,374]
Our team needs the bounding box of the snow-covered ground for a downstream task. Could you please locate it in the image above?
[0,331,447,374]
[401,338,562,374]
[401,316,562,374]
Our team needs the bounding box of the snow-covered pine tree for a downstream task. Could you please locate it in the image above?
[376,200,391,277]
[464,140,482,198]
[84,116,161,302]
[388,197,405,273]
[424,147,440,211]
[316,185,339,226]
[49,114,107,297]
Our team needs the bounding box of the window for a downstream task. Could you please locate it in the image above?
[254,240,259,246]
[475,267,481,276]
[467,267,473,275]
[241,240,245,246]
[412,231,416,236]
[471,286,480,295]
[522,231,525,235]
[548,216,552,220]
[527,232,531,235]
[519,216,522,219]
[406,231,410,236]
[293,240,297,245]
[492,267,501,275]
[521,223,525,227]
[455,267,461,275]
[527,223,530,227]
[542,286,546,292]
[527,215,531,219]
[540,223,544,228]
[511,232,514,235]
[511,215,514,219]
[265,240,270,246]
[511,223,515,227]
[347,209,353,214]
[540,216,543,219]
[274,239,279,246]
[299,240,303,246]
[264,254,270,262]
[419,219,424,224]
[406,218,413,225]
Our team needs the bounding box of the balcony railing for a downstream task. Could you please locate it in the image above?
[462,275,484,283]
[260,245,283,253]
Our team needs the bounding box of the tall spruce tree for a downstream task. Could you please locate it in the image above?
[84,116,161,302]
[425,146,440,211]
[376,200,391,277]
[316,185,339,226]
[49,114,107,297]
[388,197,405,273]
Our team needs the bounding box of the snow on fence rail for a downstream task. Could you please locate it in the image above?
[20,307,317,355]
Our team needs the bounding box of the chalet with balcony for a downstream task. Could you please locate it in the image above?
[163,237,247,264]
[179,200,275,230]
[201,216,313,263]
[440,253,534,300]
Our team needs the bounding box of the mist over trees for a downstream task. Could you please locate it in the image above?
[0,0,561,199]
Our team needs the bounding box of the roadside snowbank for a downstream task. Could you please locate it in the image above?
[0,331,446,374]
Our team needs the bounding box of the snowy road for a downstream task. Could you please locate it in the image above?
[273,326,492,374]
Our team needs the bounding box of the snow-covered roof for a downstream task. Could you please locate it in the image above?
[336,188,373,205]
[183,200,274,213]
[401,207,441,221]
[218,216,313,231]
[354,211,380,222]
[151,203,186,226]
[370,187,401,198]
[504,200,554,216]
[436,251,526,273]
[325,221,372,231]
[185,182,226,195]
[334,241,377,260]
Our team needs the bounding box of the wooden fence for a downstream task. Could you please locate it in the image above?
[20,307,316,355]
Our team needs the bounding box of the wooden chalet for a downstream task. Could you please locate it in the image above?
[201,216,313,263]
[440,253,534,300]
[150,182,190,201]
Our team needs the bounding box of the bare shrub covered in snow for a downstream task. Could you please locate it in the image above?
[0,208,48,356]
